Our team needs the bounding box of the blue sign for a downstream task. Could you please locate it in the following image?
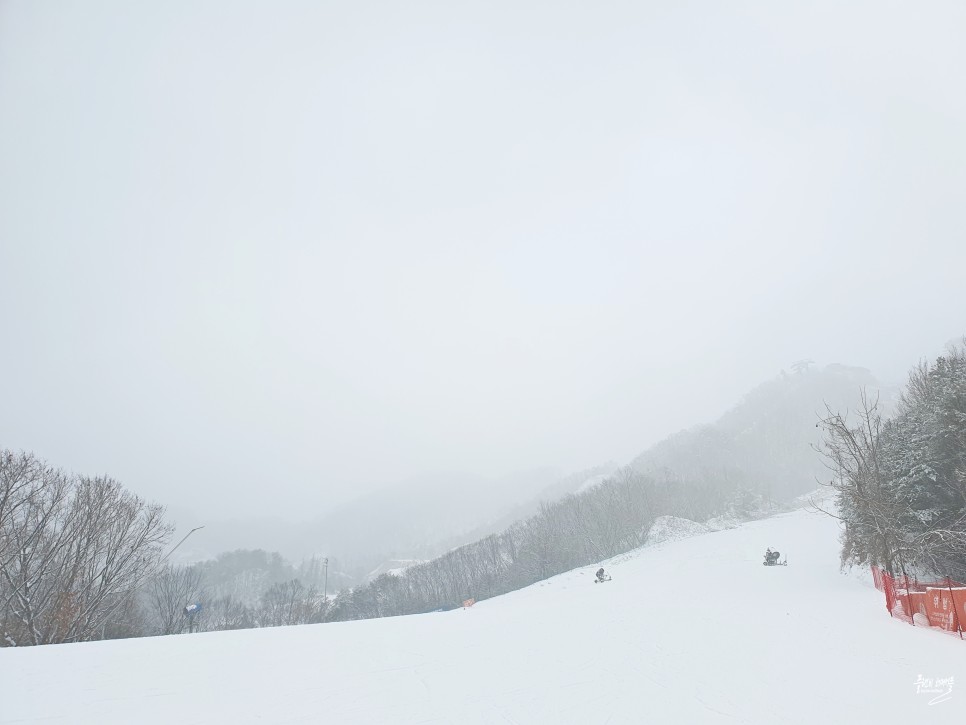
[184,603,203,616]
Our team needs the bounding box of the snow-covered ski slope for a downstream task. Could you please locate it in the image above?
[3,505,962,724]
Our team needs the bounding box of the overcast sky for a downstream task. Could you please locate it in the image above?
[1,0,964,521]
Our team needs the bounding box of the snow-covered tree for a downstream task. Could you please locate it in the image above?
[820,341,966,580]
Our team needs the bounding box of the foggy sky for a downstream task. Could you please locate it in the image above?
[1,0,964,521]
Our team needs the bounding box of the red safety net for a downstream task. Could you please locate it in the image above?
[871,565,965,639]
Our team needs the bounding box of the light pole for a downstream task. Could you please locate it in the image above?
[99,526,205,640]
[323,557,328,600]
[161,525,205,565]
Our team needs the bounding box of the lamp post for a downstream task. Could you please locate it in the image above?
[160,526,205,565]
[323,557,328,600]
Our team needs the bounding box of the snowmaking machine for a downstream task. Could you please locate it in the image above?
[763,548,787,566]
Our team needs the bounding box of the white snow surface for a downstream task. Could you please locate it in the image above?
[3,505,962,724]
[575,473,609,494]
[704,512,741,531]
[645,515,710,545]
[366,558,423,580]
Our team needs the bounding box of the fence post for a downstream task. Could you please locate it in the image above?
[945,578,963,640]
[884,570,895,618]
[902,574,916,627]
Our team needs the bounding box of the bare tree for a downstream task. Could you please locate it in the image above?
[1,452,173,646]
[817,391,905,572]
[259,579,323,627]
[146,564,206,635]
[1,454,74,646]
[203,595,254,631]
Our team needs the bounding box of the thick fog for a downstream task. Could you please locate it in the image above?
[1,0,964,522]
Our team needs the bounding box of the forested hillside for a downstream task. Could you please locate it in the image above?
[631,363,891,502]
[324,364,887,620]
[180,468,582,579]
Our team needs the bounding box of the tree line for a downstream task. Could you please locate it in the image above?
[820,340,966,581]
[1,450,341,645]
[146,550,334,635]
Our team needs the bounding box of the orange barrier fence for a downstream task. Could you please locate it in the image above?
[871,565,965,639]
